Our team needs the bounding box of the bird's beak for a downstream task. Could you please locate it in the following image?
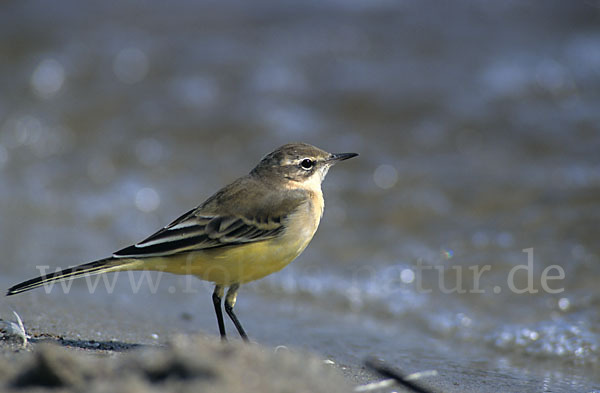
[328,152,359,163]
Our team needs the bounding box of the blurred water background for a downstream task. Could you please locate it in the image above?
[1,0,599,391]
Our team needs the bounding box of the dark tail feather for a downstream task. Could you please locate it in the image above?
[6,258,125,296]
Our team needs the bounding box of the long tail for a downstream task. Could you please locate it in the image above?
[6,258,133,296]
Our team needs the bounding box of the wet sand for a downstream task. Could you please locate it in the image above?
[0,318,517,393]
[1,289,571,393]
[0,336,352,393]
[0,286,360,393]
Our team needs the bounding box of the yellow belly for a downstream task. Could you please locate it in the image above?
[130,197,322,286]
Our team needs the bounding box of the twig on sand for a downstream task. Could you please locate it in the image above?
[357,357,437,393]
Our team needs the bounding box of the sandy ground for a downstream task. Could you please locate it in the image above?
[1,279,562,393]
[0,335,353,393]
[0,312,531,393]
[1,330,544,393]
[0,287,369,393]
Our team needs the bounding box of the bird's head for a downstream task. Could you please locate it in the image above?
[251,143,358,187]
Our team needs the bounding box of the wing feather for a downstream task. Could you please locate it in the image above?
[113,212,285,258]
[113,177,307,259]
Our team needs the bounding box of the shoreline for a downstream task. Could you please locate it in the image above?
[0,334,353,393]
[2,279,598,392]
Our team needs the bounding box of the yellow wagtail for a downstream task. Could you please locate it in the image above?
[6,143,357,341]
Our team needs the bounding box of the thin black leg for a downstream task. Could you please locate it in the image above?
[225,284,249,342]
[212,285,226,341]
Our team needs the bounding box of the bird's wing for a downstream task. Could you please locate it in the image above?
[112,208,285,258]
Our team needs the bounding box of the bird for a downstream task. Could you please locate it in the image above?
[6,142,358,341]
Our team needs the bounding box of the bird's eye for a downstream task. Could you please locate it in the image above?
[300,158,314,170]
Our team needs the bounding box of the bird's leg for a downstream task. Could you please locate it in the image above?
[225,284,249,342]
[212,285,226,341]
